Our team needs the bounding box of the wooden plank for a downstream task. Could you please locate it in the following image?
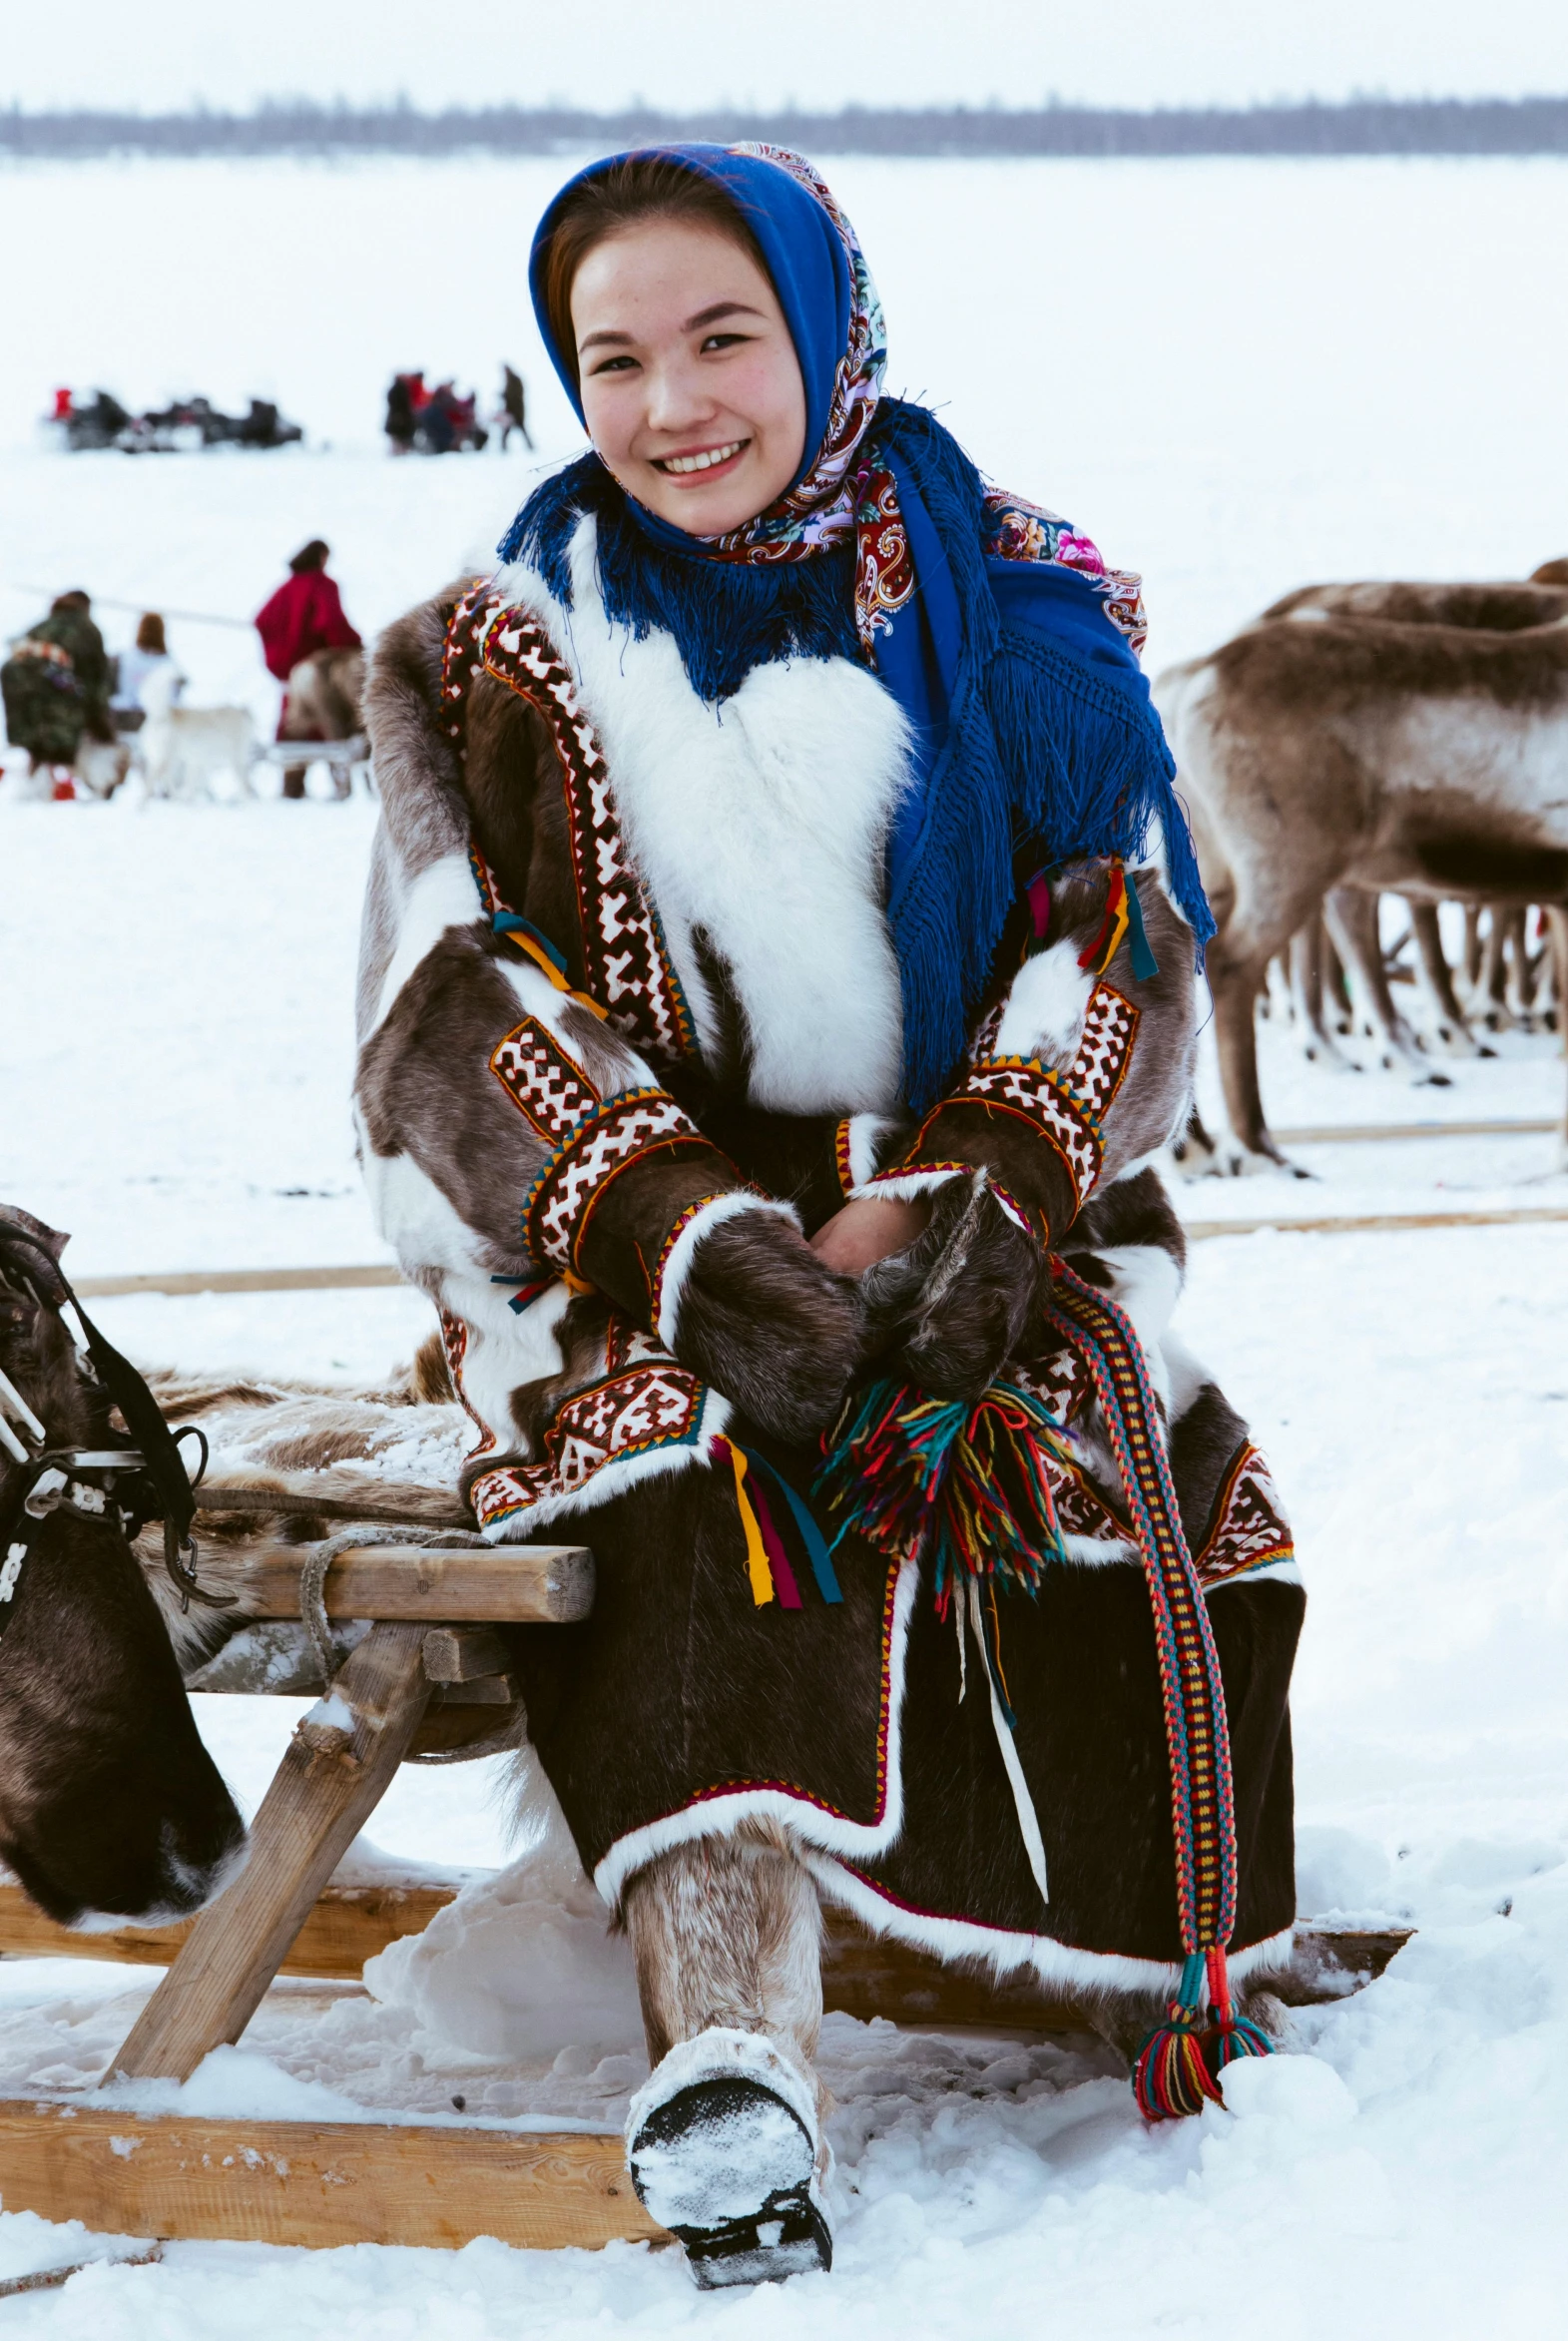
[1272,1116,1556,1144]
[422,1626,511,1682]
[73,1264,403,1298]
[0,2105,663,2252]
[0,1871,1412,2013]
[196,1541,594,1624]
[113,1626,435,2081]
[0,1882,455,1976]
[1187,1204,1568,1241]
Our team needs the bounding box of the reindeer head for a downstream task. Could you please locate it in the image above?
[0,1208,246,1926]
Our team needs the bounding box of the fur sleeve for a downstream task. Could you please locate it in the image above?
[357,596,776,1338]
[855,863,1197,1248]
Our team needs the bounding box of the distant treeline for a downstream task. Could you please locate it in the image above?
[4,95,1568,161]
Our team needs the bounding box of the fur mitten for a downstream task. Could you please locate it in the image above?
[672,1211,864,1442]
[861,1173,1042,1402]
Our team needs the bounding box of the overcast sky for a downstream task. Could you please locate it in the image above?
[6,1,1568,114]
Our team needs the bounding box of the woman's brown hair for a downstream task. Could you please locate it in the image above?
[135,612,167,655]
[540,157,772,388]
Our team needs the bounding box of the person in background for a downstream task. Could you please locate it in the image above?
[110,612,185,732]
[498,363,534,450]
[255,541,362,800]
[1,589,113,800]
[384,372,416,455]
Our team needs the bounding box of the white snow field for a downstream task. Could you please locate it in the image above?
[1,151,1567,2335]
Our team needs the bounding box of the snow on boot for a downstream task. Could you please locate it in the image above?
[626,2026,832,2289]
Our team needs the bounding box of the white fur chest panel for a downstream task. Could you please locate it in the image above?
[498,520,911,1115]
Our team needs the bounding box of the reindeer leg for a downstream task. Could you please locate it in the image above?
[1504,906,1536,1030]
[1211,959,1303,1173]
[1462,903,1484,994]
[1545,908,1568,1170]
[1323,888,1449,1085]
[1541,903,1566,1037]
[1408,899,1487,1057]
[1290,913,1356,1069]
[1481,908,1511,1030]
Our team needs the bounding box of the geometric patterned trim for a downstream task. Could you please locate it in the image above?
[441,585,698,1068]
[490,1016,602,1144]
[896,981,1139,1223]
[1071,982,1140,1116]
[1194,1442,1296,1591]
[1045,1257,1240,1958]
[832,1116,856,1200]
[470,1339,710,1533]
[522,1088,709,1277]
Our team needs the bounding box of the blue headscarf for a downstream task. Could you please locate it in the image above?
[502,143,1212,1111]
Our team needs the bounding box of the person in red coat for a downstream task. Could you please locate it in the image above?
[255,540,362,798]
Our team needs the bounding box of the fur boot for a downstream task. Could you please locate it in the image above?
[622,1831,832,2287]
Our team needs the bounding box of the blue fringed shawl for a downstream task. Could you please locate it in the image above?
[505,145,1212,1111]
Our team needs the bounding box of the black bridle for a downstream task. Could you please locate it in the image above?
[0,1216,234,1626]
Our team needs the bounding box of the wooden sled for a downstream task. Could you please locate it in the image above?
[0,1501,1413,2255]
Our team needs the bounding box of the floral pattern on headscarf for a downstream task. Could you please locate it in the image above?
[694,146,1148,661]
[982,489,1150,658]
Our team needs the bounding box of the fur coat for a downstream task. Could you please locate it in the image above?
[355,517,1304,1997]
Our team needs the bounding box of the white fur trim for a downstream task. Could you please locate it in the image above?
[592,1554,920,1907]
[1160,1332,1213,1427]
[500,522,912,1115]
[994,937,1094,1067]
[842,1113,898,1189]
[1211,1558,1304,1591]
[627,2025,818,2151]
[807,1857,1297,2002]
[1085,1241,1183,1413]
[371,850,486,1035]
[655,1192,800,1352]
[852,1164,965,1207]
[1060,1532,1139,1566]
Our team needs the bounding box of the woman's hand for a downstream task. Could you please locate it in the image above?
[808,1195,930,1275]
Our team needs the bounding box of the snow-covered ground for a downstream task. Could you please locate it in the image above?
[1,150,1567,2338]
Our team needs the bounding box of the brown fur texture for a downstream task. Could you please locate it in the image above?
[1266,579,1568,632]
[623,1829,824,2093]
[0,1220,245,1925]
[1159,607,1568,1159]
[356,926,553,1282]
[863,1175,1041,1401]
[675,1213,865,1444]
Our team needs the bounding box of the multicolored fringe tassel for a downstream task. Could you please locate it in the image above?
[813,1379,1072,1619]
[1072,859,1160,981]
[1077,863,1131,975]
[1044,1258,1274,2117]
[712,1437,842,1610]
[1131,1949,1275,2119]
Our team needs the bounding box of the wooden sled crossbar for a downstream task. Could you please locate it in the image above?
[197,1539,593,1623]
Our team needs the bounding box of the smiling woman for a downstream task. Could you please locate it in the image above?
[353,139,1303,2291]
[539,157,808,533]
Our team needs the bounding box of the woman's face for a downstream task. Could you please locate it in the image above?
[571,218,807,535]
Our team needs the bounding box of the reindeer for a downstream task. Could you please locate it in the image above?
[1257,573,1568,1073]
[0,1207,246,1926]
[1156,604,1568,1167]
[278,646,367,800]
